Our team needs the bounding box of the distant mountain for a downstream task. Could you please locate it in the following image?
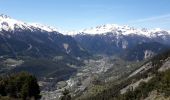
[0,14,58,32]
[0,14,89,58]
[0,14,89,81]
[73,24,170,60]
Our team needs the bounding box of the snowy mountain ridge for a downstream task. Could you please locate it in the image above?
[0,14,170,38]
[75,24,170,38]
[0,14,58,33]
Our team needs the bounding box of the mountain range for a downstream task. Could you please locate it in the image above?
[74,24,170,60]
[0,14,170,80]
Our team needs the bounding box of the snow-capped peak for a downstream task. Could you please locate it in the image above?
[0,14,59,33]
[82,24,121,34]
[78,24,151,37]
[0,14,28,31]
[69,24,170,38]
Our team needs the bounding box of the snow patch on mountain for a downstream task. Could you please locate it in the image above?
[62,30,79,35]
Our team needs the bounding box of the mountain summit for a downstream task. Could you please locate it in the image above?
[0,14,58,33]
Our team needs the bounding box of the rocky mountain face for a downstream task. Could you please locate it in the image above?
[73,24,170,61]
[123,42,170,61]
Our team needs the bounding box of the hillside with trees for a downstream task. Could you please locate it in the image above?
[76,50,170,100]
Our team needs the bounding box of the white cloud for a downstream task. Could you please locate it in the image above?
[129,14,170,24]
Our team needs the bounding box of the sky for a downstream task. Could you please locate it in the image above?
[0,0,170,31]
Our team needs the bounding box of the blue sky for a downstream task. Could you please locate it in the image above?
[0,0,170,30]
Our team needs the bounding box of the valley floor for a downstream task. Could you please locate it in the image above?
[40,55,142,100]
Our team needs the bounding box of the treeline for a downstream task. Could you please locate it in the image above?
[0,72,41,100]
